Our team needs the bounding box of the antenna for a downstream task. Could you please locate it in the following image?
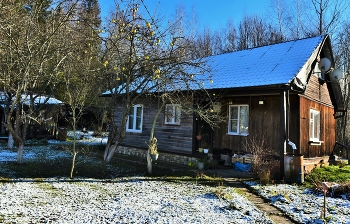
[318,58,331,72]
[330,69,343,82]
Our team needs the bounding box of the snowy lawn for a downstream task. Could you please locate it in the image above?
[247,182,350,224]
[0,133,349,223]
[0,177,273,223]
[0,138,273,223]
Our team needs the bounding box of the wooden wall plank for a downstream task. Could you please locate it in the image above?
[213,96,282,155]
[299,96,336,157]
[114,99,194,154]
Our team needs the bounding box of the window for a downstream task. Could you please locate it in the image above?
[126,104,143,132]
[164,104,181,125]
[228,105,249,135]
[310,109,320,141]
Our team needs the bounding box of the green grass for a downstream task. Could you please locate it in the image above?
[305,164,350,187]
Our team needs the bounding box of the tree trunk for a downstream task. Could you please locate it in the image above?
[147,99,166,174]
[104,109,128,162]
[17,143,24,164]
[7,133,14,149]
[6,101,28,164]
[103,123,117,161]
[147,148,152,174]
[104,144,117,163]
[70,151,77,179]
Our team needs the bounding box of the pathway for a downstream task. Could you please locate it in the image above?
[150,157,297,223]
[205,168,297,224]
[224,177,297,224]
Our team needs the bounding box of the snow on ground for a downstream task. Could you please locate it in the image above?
[0,132,350,223]
[67,130,109,145]
[246,182,350,224]
[0,177,273,223]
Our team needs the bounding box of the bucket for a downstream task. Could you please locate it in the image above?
[284,154,304,183]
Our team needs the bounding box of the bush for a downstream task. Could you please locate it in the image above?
[305,165,350,199]
[305,165,350,184]
[243,135,279,183]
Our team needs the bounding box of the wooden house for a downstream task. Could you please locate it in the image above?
[109,35,345,181]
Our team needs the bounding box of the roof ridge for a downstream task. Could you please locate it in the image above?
[200,34,326,90]
[207,35,326,59]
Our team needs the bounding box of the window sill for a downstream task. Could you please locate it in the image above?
[227,133,249,136]
[309,140,323,146]
[126,130,142,133]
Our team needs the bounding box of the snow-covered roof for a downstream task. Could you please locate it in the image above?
[22,95,63,105]
[0,92,63,106]
[199,35,326,90]
[101,35,328,96]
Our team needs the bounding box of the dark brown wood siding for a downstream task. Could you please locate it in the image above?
[288,94,301,155]
[298,72,336,158]
[304,74,333,106]
[114,99,194,154]
[213,96,282,155]
[299,96,336,158]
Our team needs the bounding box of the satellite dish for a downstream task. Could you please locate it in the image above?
[330,69,343,81]
[318,58,331,71]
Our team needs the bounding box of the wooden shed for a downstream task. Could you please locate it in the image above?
[0,93,64,140]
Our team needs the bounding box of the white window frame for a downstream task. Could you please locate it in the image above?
[126,104,143,133]
[228,105,249,136]
[164,104,181,125]
[310,109,320,142]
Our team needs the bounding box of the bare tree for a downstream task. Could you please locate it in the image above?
[310,0,347,35]
[53,0,102,178]
[223,19,237,53]
[281,0,348,37]
[101,0,215,163]
[267,0,290,40]
[334,23,350,142]
[195,28,213,57]
[210,30,225,55]
[237,15,274,50]
[0,0,77,163]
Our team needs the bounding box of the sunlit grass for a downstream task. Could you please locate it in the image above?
[305,165,350,184]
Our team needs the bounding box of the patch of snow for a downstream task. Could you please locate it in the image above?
[0,145,70,162]
[1,137,350,223]
[25,95,63,105]
[0,150,36,162]
[0,177,274,223]
[0,150,17,162]
[65,130,108,145]
[246,181,350,224]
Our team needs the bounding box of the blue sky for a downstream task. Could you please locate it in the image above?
[99,0,270,30]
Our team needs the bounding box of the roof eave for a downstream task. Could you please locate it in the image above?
[206,84,292,96]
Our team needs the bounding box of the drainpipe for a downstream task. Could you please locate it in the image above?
[288,140,297,151]
[279,89,288,180]
[284,88,305,183]
[286,87,294,156]
[281,88,297,179]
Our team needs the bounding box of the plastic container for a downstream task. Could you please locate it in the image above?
[284,153,304,183]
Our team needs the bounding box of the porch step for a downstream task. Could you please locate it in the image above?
[303,156,330,173]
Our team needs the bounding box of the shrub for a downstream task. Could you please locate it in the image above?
[243,135,279,183]
[305,165,350,199]
[305,165,350,184]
